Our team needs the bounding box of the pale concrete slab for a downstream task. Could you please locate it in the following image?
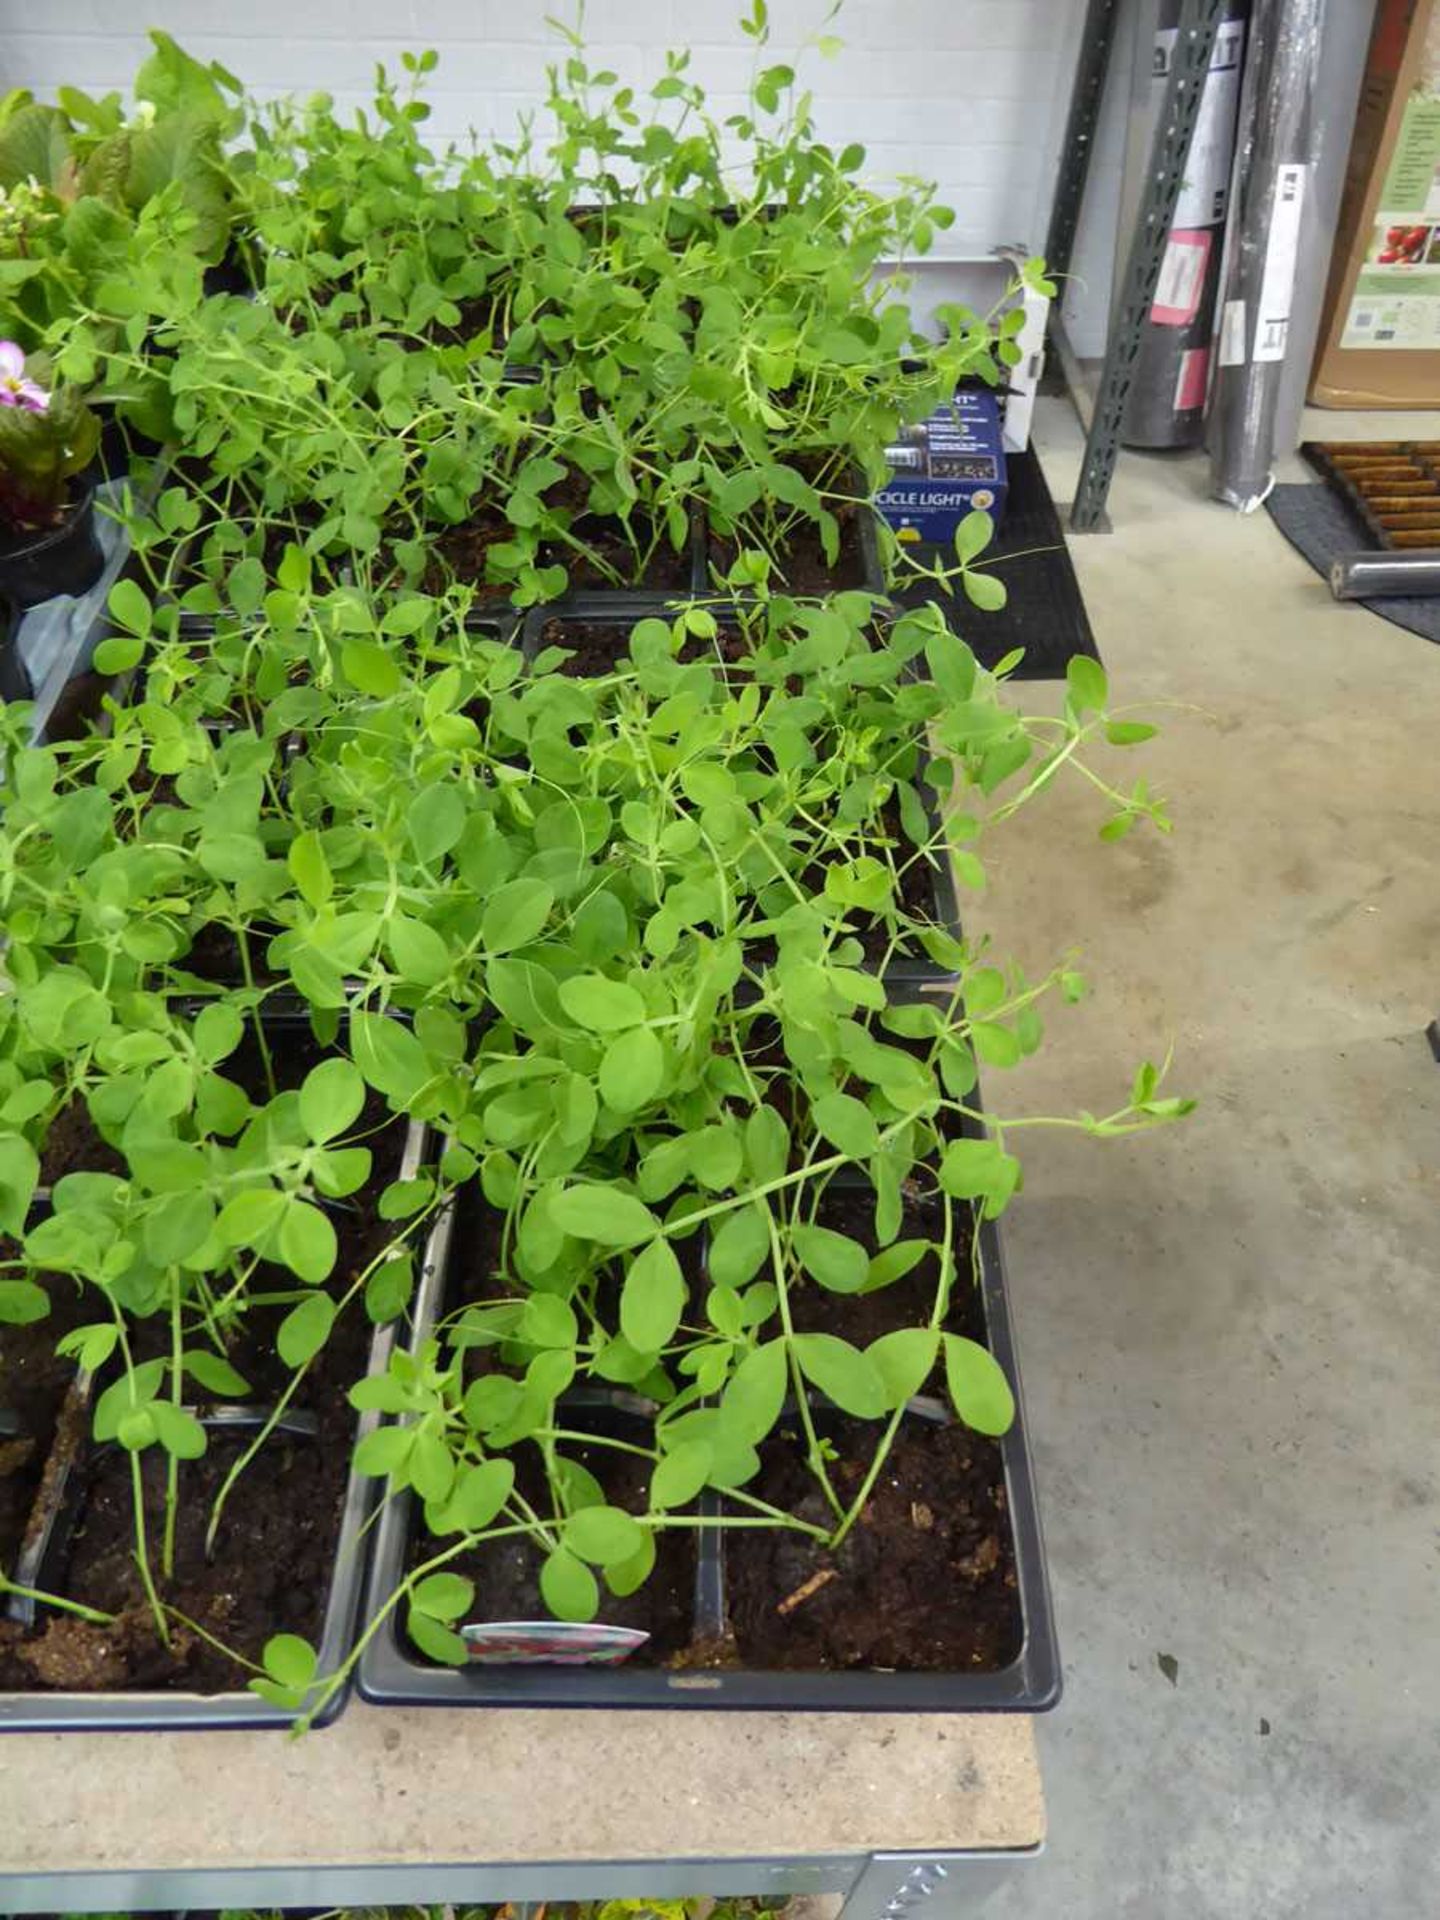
[957,400,1440,1919]
[0,1706,1043,1873]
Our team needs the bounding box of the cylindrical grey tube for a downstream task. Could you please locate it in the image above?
[1123,0,1250,450]
[1330,551,1440,600]
[1209,0,1323,508]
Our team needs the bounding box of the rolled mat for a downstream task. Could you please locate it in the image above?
[1209,0,1323,509]
[1330,550,1440,600]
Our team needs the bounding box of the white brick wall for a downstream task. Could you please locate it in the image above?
[0,0,1084,264]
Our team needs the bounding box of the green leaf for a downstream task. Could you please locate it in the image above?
[599,1026,664,1111]
[938,1136,1020,1214]
[107,576,152,637]
[962,570,1007,612]
[444,1458,515,1532]
[745,1106,789,1183]
[707,1201,770,1289]
[277,1200,337,1284]
[0,1133,40,1237]
[792,1223,868,1294]
[351,1011,432,1105]
[365,1252,415,1323]
[262,1633,317,1693]
[1066,654,1109,715]
[0,1280,50,1326]
[519,1293,578,1349]
[558,974,647,1032]
[410,1430,455,1504]
[93,636,144,676]
[565,1503,647,1568]
[550,1185,657,1248]
[341,639,402,699]
[413,1571,474,1621]
[388,914,451,987]
[954,509,994,565]
[972,1021,1021,1068]
[277,1290,336,1368]
[720,1337,787,1444]
[606,1526,657,1598]
[287,829,332,908]
[812,1091,880,1158]
[117,1406,157,1452]
[408,785,466,865]
[216,1185,287,1250]
[620,1236,686,1352]
[406,1607,468,1664]
[353,1424,415,1479]
[943,1333,1015,1435]
[864,1240,928,1292]
[481,876,554,953]
[184,1350,251,1398]
[791,1332,888,1418]
[193,1001,243,1064]
[149,1401,207,1460]
[652,1438,713,1509]
[540,1546,600,1622]
[1105,720,1158,745]
[298,1057,365,1143]
[867,1327,938,1408]
[143,1188,215,1266]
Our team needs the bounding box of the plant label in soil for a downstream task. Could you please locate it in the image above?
[461,1621,650,1665]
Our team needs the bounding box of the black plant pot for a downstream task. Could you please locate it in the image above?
[0,489,106,611]
[0,598,28,703]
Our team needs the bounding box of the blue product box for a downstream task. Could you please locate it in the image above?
[874,389,1008,545]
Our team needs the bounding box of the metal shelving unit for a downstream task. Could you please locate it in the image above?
[1045,0,1229,529]
[0,1848,1039,1918]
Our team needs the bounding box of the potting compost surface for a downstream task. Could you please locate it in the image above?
[1265,481,1440,647]
[726,1413,1020,1672]
[891,446,1099,679]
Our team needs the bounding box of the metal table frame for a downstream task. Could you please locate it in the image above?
[0,1849,1039,1917]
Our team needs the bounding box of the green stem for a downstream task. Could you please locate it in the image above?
[0,1574,115,1628]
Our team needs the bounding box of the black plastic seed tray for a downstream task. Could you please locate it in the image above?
[0,1023,430,1733]
[357,1126,1059,1713]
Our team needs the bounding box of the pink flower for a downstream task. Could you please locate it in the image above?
[0,339,49,412]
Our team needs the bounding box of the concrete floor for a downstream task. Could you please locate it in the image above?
[963,399,1440,1919]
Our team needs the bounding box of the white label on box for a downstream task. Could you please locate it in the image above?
[1254,164,1307,362]
[1219,298,1247,366]
[1341,289,1440,349]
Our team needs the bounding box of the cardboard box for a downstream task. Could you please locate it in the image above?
[1311,0,1440,406]
[874,390,1008,544]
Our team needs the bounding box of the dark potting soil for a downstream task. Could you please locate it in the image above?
[38,672,112,743]
[37,1101,127,1185]
[785,1187,985,1367]
[0,1276,91,1571]
[406,1423,695,1664]
[725,1412,1021,1673]
[425,494,691,595]
[708,497,869,592]
[172,919,285,987]
[0,1420,348,1694]
[0,1023,412,1693]
[538,617,749,679]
